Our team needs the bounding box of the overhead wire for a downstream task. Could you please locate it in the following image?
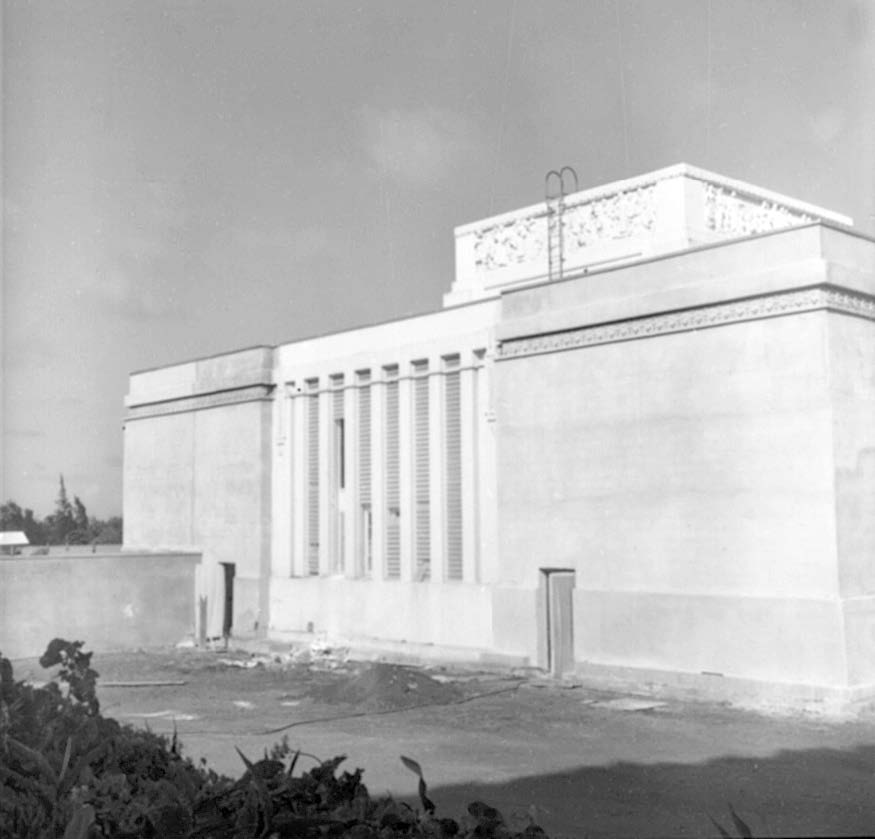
[614,0,631,174]
[488,0,518,215]
[706,0,713,162]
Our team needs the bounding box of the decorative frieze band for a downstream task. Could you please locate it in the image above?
[497,286,875,360]
[474,186,657,272]
[703,183,813,237]
[125,384,274,421]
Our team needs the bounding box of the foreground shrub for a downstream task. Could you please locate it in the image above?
[0,639,548,838]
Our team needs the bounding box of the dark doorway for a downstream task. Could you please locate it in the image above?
[220,562,235,639]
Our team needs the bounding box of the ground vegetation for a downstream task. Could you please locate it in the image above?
[0,639,548,838]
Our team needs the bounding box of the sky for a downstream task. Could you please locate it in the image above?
[2,0,874,519]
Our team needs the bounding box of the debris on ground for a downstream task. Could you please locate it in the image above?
[585,697,667,712]
[216,638,351,672]
[310,661,464,711]
[122,709,199,721]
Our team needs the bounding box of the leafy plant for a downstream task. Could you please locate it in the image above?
[1,640,550,838]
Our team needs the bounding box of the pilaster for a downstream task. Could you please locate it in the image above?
[318,387,332,576]
[398,373,413,583]
[343,381,357,579]
[460,356,479,583]
[429,361,446,583]
[291,387,307,576]
[370,375,386,580]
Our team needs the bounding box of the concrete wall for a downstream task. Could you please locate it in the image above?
[270,576,496,654]
[829,312,875,687]
[491,224,875,696]
[496,311,841,685]
[0,552,200,660]
[124,347,273,638]
[268,300,502,653]
[118,206,875,705]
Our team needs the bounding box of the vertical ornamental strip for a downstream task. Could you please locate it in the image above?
[384,366,401,579]
[358,370,372,576]
[306,378,320,575]
[444,356,463,580]
[412,360,430,580]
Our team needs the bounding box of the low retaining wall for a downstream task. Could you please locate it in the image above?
[0,551,201,660]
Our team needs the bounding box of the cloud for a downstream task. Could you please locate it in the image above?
[360,105,484,187]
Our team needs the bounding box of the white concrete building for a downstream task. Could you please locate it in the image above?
[124,164,875,708]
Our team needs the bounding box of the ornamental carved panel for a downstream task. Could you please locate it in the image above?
[563,186,656,253]
[473,186,657,271]
[704,184,812,237]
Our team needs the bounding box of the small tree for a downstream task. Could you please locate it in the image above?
[45,475,76,545]
[92,516,123,545]
[69,495,90,544]
[0,501,46,545]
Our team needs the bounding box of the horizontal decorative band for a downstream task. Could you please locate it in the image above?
[498,286,875,360]
[126,384,274,421]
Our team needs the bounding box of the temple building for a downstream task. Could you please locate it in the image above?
[123,164,875,707]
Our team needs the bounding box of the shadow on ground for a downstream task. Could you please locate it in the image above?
[19,647,875,839]
[423,744,875,839]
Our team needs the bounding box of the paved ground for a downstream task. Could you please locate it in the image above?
[12,645,875,838]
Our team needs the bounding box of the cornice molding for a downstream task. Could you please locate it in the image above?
[125,384,274,421]
[498,286,875,361]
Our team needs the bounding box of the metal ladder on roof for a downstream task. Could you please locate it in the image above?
[545,166,578,282]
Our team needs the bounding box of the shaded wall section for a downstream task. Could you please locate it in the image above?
[829,311,875,686]
[124,346,274,639]
[0,552,200,660]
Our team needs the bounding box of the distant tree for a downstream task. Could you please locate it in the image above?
[45,475,76,545]
[0,500,24,530]
[68,495,91,544]
[21,508,46,545]
[91,516,123,545]
[0,500,46,545]
[2,483,118,548]
[73,496,88,532]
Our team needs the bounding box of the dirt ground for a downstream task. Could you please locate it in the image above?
[11,644,875,838]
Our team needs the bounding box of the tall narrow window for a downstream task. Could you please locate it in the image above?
[331,375,345,574]
[384,365,400,579]
[306,378,320,575]
[444,355,462,580]
[358,370,373,576]
[412,360,430,581]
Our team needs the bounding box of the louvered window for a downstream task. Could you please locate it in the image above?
[306,379,320,575]
[384,366,401,579]
[412,360,430,580]
[358,371,372,576]
[444,356,462,580]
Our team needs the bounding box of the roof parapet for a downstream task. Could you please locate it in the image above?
[446,163,853,306]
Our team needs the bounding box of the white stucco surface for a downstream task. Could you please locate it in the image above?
[122,165,875,707]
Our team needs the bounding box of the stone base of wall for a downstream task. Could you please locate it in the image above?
[573,660,875,717]
[269,576,496,652]
[268,629,529,668]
